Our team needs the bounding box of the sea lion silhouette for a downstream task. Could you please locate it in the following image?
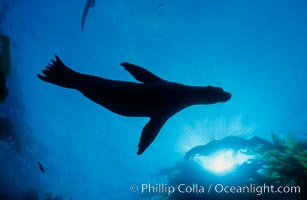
[37,55,231,155]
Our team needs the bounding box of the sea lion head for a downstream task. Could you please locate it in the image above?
[199,86,231,104]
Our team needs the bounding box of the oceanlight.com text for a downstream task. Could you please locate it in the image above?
[130,183,301,196]
[214,183,301,196]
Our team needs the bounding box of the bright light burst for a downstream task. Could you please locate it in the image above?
[194,150,253,175]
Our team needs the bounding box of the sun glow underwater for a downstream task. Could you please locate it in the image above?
[194,149,253,175]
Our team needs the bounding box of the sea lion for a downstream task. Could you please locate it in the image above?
[37,55,231,155]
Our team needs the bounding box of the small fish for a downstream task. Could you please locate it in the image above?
[81,0,96,30]
[38,161,45,173]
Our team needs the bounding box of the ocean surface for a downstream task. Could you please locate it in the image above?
[0,0,306,199]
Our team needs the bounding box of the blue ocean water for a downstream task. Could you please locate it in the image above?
[0,0,306,199]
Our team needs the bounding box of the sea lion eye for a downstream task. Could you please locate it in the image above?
[216,87,223,93]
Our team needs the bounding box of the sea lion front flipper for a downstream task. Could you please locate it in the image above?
[121,62,163,84]
[137,117,168,155]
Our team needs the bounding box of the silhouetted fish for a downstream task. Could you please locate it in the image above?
[38,161,45,173]
[81,0,96,30]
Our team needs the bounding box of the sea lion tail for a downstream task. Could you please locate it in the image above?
[37,55,79,89]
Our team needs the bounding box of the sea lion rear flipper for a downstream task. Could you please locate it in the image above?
[121,62,163,84]
[137,117,168,155]
[37,55,79,89]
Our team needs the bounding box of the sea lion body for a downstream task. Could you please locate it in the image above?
[76,75,223,117]
[38,56,231,154]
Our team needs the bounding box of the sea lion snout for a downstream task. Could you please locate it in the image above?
[214,87,231,102]
[204,86,231,103]
[222,91,231,102]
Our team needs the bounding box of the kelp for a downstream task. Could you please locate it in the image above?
[22,190,39,200]
[256,132,307,187]
[152,133,306,200]
[0,35,10,103]
[8,190,63,200]
[44,192,62,200]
